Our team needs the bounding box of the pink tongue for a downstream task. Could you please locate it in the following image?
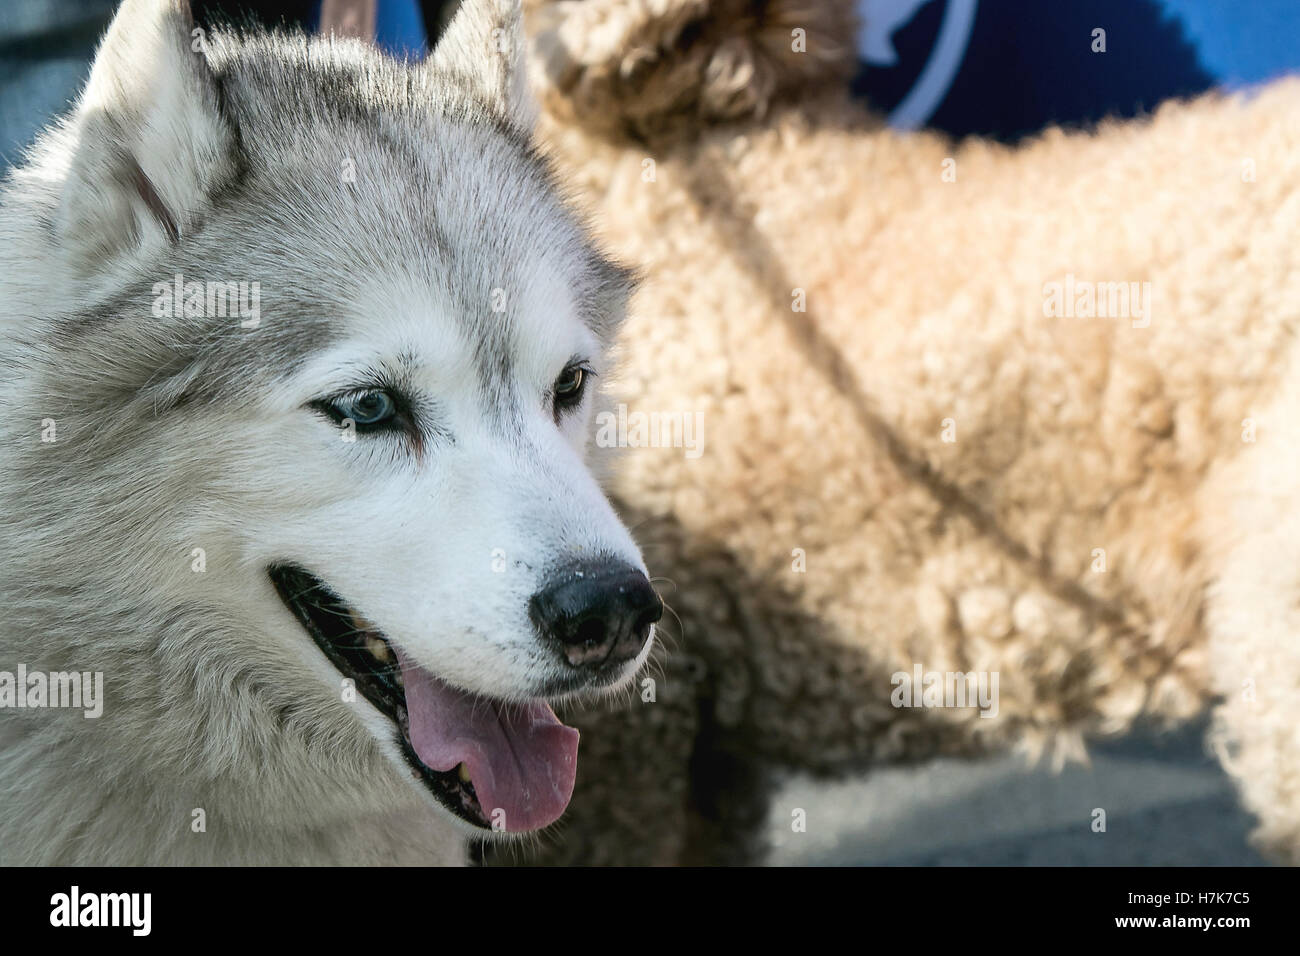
[395,648,579,832]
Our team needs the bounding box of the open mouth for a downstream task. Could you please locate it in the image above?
[268,564,579,832]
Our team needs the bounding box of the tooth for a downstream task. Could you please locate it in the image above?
[457,762,471,784]
[364,634,391,662]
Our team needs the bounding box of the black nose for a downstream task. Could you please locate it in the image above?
[529,561,663,668]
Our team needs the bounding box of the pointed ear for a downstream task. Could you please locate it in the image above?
[431,0,535,131]
[57,0,235,273]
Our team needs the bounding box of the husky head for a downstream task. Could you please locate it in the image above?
[0,0,659,843]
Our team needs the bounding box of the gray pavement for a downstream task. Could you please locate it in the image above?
[765,721,1268,865]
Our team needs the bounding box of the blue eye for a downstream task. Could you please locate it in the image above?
[330,390,397,427]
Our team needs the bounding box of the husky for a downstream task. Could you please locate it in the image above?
[0,0,662,865]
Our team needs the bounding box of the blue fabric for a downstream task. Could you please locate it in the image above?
[0,0,118,169]
[1159,0,1298,88]
[306,0,428,59]
[4,0,1300,170]
[853,0,1300,140]
[372,0,428,60]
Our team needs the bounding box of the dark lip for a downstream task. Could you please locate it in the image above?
[530,666,639,699]
[267,563,491,829]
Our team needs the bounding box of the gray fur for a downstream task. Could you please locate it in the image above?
[0,0,643,864]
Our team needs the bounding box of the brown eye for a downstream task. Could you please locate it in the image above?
[555,366,585,399]
[553,365,593,417]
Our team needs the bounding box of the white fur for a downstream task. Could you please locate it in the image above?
[0,0,648,865]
